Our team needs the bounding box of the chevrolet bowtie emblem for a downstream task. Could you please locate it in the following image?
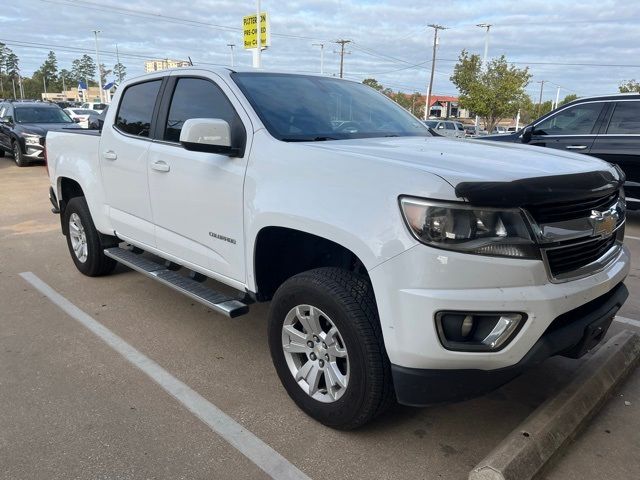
[590,209,618,238]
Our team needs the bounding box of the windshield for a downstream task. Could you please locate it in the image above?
[71,109,96,115]
[232,73,430,141]
[424,120,438,128]
[15,106,73,124]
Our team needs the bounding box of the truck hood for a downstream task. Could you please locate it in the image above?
[303,136,622,206]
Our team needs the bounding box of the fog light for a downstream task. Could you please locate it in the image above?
[435,311,526,352]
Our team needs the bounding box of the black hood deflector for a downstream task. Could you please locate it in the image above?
[455,169,624,207]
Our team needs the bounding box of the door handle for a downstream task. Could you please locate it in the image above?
[565,145,587,150]
[103,150,117,160]
[150,161,170,172]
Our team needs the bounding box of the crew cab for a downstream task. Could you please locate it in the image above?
[480,94,640,209]
[45,68,630,429]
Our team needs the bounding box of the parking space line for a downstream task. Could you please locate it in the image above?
[615,316,640,329]
[625,235,640,241]
[20,272,310,480]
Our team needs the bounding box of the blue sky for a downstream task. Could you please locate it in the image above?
[4,0,640,100]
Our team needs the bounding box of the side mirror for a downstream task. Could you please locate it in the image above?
[0,116,12,124]
[521,125,533,143]
[437,124,445,129]
[179,118,240,157]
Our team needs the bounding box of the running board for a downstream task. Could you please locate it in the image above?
[104,247,249,318]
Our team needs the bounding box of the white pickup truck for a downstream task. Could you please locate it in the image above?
[46,68,630,429]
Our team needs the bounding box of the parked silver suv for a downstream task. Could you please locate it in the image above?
[423,119,466,138]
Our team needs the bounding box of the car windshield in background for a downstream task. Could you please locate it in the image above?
[15,107,73,124]
[232,72,430,141]
[72,109,96,115]
[424,120,439,128]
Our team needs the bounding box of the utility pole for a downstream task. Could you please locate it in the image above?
[553,86,561,110]
[62,72,66,94]
[335,39,352,78]
[312,43,325,74]
[12,78,16,99]
[425,24,446,120]
[18,74,24,100]
[227,44,236,67]
[93,30,103,103]
[474,23,491,132]
[536,80,546,116]
[254,0,262,68]
[43,74,47,99]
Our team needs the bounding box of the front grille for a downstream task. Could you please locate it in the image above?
[545,233,619,277]
[526,191,619,224]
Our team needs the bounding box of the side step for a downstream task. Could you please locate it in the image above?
[104,247,249,318]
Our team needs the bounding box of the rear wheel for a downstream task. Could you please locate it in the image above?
[0,148,5,157]
[64,197,118,276]
[268,268,394,429]
[12,140,28,167]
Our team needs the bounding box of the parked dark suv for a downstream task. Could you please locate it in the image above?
[480,94,640,209]
[0,101,80,166]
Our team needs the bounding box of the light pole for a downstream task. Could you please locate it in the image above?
[227,44,236,67]
[43,74,47,100]
[253,0,262,68]
[312,43,325,74]
[93,30,103,103]
[474,23,491,133]
[425,24,446,120]
[536,80,546,116]
[553,86,561,110]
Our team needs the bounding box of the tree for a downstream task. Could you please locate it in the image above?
[99,63,112,85]
[362,78,383,91]
[559,94,578,106]
[35,50,58,82]
[450,50,531,132]
[71,54,96,85]
[619,79,640,93]
[113,62,127,83]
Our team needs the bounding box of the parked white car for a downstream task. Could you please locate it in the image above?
[63,108,98,128]
[46,68,629,429]
[80,102,107,114]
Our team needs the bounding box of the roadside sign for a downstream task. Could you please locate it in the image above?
[243,12,270,49]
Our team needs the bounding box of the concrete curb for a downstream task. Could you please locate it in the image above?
[469,330,640,480]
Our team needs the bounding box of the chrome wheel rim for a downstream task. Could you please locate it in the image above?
[281,305,349,403]
[69,213,88,263]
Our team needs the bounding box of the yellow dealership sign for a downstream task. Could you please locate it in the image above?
[243,12,270,49]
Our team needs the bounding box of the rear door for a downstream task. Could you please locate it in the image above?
[590,99,640,201]
[528,101,606,153]
[146,74,250,282]
[100,78,164,247]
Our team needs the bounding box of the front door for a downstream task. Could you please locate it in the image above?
[147,75,249,282]
[590,100,640,201]
[527,101,606,153]
[100,79,163,247]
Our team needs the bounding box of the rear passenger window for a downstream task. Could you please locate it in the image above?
[164,78,241,143]
[115,80,162,137]
[606,102,640,134]
[534,103,603,135]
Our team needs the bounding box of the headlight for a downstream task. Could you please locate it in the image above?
[399,197,540,259]
[21,133,41,146]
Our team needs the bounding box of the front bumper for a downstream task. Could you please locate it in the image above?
[368,241,630,403]
[23,143,44,159]
[392,282,628,405]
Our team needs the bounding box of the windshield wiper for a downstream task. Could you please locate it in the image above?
[281,136,339,142]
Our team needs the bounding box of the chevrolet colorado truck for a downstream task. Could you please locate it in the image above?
[45,68,630,429]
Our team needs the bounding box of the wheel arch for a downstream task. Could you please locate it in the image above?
[252,226,373,302]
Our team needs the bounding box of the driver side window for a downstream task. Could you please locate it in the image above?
[533,103,603,136]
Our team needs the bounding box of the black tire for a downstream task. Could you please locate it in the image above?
[0,148,5,157]
[63,197,118,276]
[12,140,29,167]
[268,267,394,430]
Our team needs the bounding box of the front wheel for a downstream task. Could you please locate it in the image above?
[64,197,118,276]
[268,268,394,429]
[12,141,28,167]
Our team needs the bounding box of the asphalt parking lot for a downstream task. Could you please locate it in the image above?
[1,160,639,480]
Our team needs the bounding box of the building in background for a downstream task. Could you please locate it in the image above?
[144,59,190,72]
[41,86,103,103]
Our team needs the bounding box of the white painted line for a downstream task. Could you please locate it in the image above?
[625,235,640,241]
[615,315,640,329]
[20,272,310,480]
